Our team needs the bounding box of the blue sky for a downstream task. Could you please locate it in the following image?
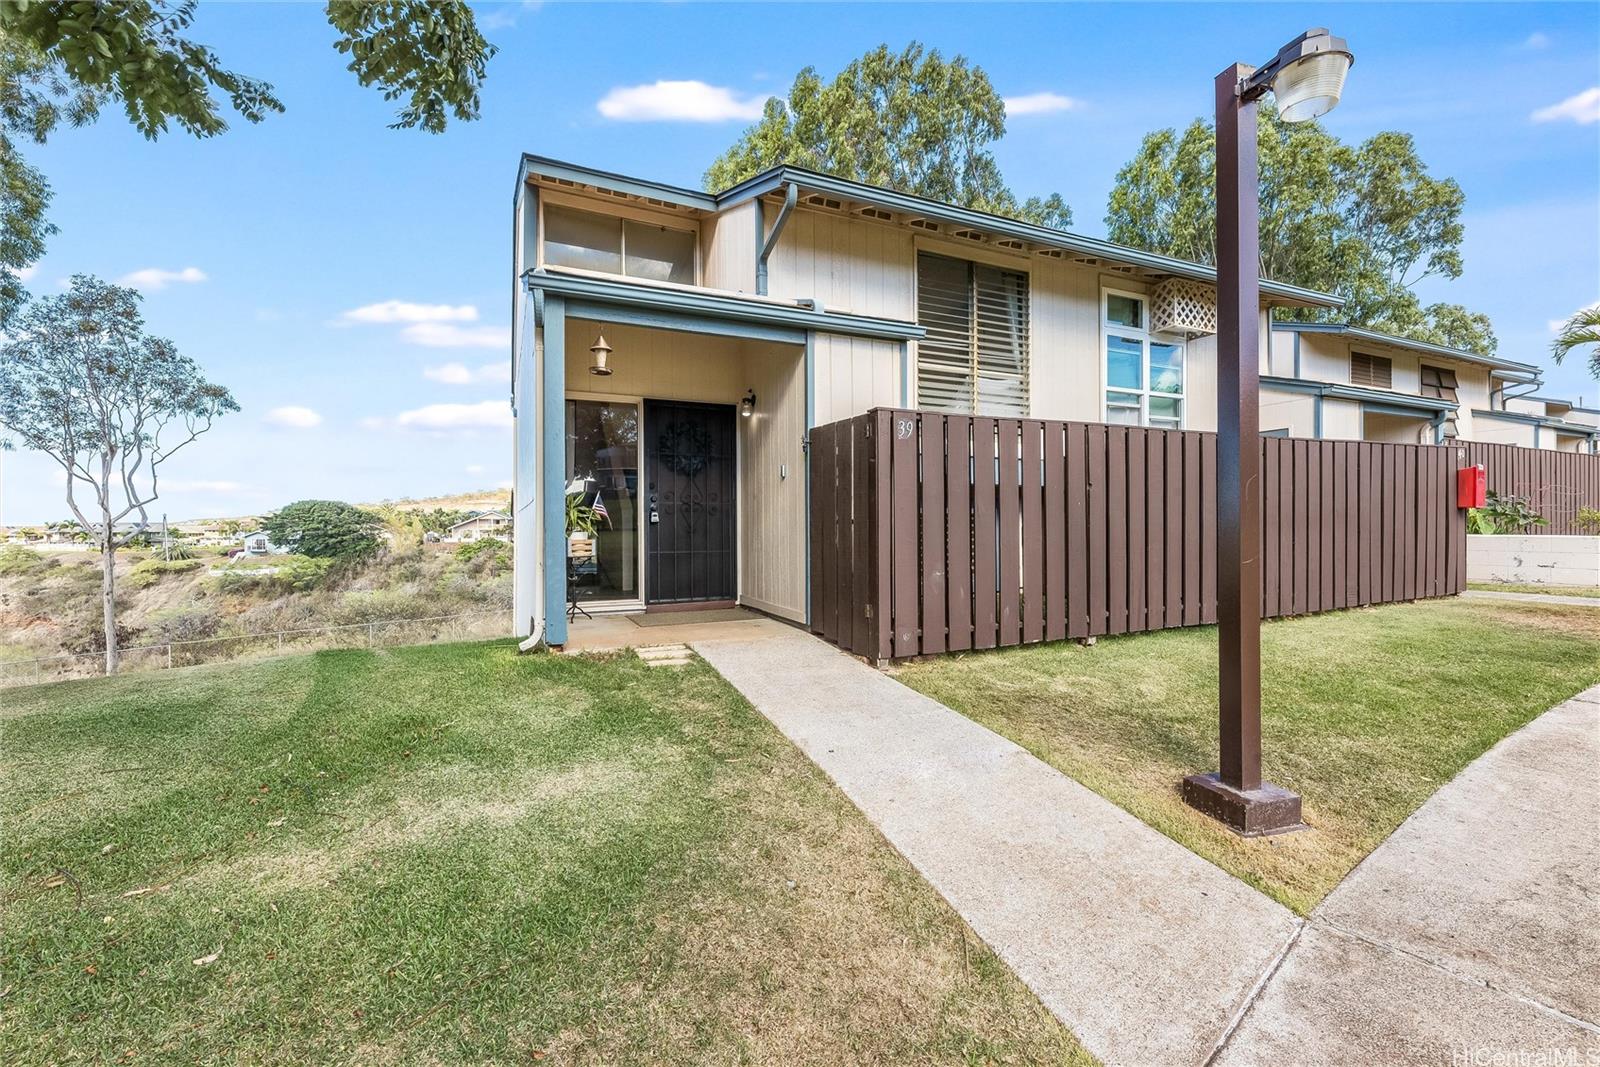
[4,1,1597,523]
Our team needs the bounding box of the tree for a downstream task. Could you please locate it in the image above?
[1105,105,1495,353]
[0,1,496,325]
[1551,305,1600,380]
[705,43,1071,228]
[264,500,382,562]
[0,275,237,674]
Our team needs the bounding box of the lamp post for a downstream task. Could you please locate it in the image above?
[1181,29,1353,837]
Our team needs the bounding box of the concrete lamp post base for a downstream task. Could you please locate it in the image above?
[1181,773,1307,837]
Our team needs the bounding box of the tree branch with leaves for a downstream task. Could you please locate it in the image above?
[0,275,237,674]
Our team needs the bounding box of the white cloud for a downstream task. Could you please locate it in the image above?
[1520,32,1551,50]
[465,464,485,475]
[17,265,37,282]
[1549,301,1600,334]
[117,266,208,290]
[424,360,511,384]
[1531,87,1600,125]
[401,322,508,349]
[597,80,770,122]
[340,300,479,325]
[1004,92,1081,117]
[396,400,511,431]
[264,405,323,429]
[478,0,540,30]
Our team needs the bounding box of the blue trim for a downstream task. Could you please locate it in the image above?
[519,154,717,211]
[542,296,568,647]
[525,268,924,341]
[1534,424,1542,449]
[565,300,806,345]
[1291,331,1301,378]
[1471,408,1550,426]
[1363,400,1439,420]
[803,331,815,628]
[1270,321,1540,377]
[1313,394,1323,439]
[1260,375,1456,414]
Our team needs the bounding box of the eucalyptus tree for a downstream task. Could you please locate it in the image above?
[706,42,1072,228]
[1106,104,1495,353]
[0,276,237,674]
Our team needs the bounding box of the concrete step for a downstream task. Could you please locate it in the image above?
[636,644,694,667]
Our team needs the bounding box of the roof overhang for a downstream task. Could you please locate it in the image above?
[1262,375,1457,415]
[524,267,925,345]
[515,154,1344,310]
[1272,322,1541,379]
[1471,408,1599,437]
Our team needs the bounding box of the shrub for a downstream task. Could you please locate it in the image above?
[263,500,382,561]
[454,537,510,574]
[1467,492,1547,535]
[1576,507,1600,535]
[146,606,222,644]
[215,555,334,595]
[126,558,203,589]
[0,546,54,577]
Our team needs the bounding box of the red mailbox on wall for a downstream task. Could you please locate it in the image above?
[1457,464,1486,509]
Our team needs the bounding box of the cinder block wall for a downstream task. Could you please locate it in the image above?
[1466,535,1600,587]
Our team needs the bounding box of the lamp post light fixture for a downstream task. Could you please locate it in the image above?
[1180,29,1352,837]
[588,332,613,376]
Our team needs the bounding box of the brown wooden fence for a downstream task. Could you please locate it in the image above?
[1456,441,1600,534]
[809,409,1467,661]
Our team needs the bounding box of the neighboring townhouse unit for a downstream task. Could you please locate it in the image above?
[445,511,512,543]
[1494,395,1600,453]
[505,153,1569,642]
[1262,322,1548,446]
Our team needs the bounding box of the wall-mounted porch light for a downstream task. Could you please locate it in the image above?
[588,333,613,376]
[740,389,757,418]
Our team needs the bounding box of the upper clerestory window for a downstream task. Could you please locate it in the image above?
[542,202,696,285]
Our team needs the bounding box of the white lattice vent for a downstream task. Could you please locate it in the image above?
[1150,277,1218,338]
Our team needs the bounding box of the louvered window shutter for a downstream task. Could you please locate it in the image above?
[1350,352,1393,389]
[916,253,1029,415]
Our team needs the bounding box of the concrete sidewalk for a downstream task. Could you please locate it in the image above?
[694,631,1600,1066]
[1218,684,1600,1065]
[694,631,1299,1066]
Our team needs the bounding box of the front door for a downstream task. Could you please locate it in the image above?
[643,399,736,606]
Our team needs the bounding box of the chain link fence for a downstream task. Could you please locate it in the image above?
[0,611,513,689]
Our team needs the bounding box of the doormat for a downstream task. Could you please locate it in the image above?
[630,609,754,627]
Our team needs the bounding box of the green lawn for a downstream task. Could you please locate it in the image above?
[1468,581,1600,598]
[1,641,1087,1065]
[896,599,1600,915]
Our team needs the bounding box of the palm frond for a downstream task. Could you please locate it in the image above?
[1550,304,1600,379]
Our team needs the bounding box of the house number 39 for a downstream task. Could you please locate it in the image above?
[896,417,914,440]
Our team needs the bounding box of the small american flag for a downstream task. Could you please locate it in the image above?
[591,491,611,528]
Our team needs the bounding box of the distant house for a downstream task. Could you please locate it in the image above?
[238,530,282,556]
[445,511,511,543]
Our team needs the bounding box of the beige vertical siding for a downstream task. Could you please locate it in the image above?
[1322,398,1363,440]
[1363,411,1430,444]
[738,345,807,620]
[1470,415,1538,448]
[1260,387,1317,438]
[811,334,902,426]
[763,206,916,319]
[702,201,758,293]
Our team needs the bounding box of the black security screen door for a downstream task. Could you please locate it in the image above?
[643,400,737,605]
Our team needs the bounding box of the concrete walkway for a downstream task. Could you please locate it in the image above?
[1463,589,1600,607]
[1218,684,1600,1065]
[694,630,1300,1066]
[693,631,1600,1066]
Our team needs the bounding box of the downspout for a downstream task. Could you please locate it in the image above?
[756,182,799,296]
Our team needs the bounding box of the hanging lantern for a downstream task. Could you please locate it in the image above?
[589,333,613,376]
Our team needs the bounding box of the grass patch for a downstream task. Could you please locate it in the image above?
[1,640,1086,1064]
[1468,581,1599,598]
[895,599,1600,915]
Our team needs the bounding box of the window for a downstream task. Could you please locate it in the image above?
[1350,351,1393,389]
[1420,364,1460,438]
[1101,290,1185,429]
[565,399,640,603]
[543,203,695,285]
[915,252,1030,416]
